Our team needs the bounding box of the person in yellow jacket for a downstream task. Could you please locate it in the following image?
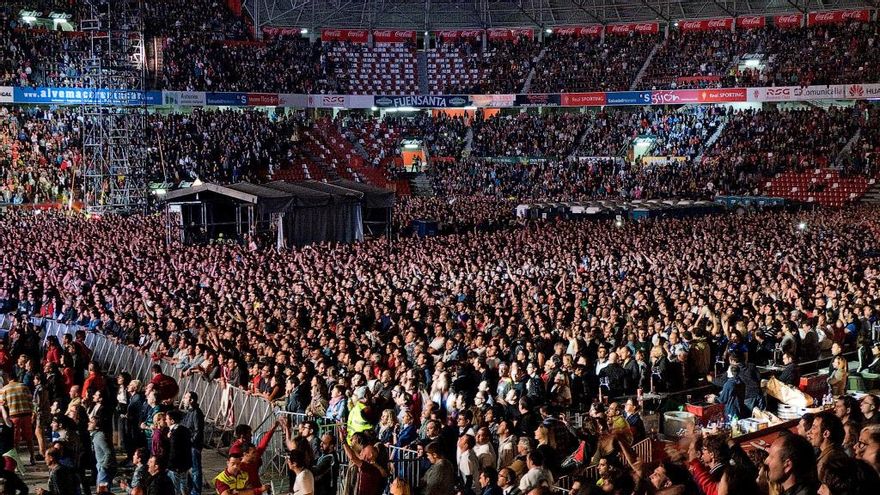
[346,386,376,445]
[214,452,270,495]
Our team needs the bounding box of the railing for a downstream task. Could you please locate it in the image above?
[553,437,654,491]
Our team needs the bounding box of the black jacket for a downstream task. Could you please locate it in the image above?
[181,406,206,449]
[168,425,193,472]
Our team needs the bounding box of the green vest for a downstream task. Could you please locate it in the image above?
[346,401,373,443]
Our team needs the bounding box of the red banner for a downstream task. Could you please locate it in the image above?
[261,27,301,37]
[246,93,279,106]
[321,29,369,43]
[808,9,872,26]
[698,88,747,103]
[553,25,603,37]
[774,14,804,29]
[435,29,483,41]
[372,30,416,43]
[678,18,734,32]
[561,92,607,106]
[487,28,535,41]
[736,16,767,29]
[606,22,660,36]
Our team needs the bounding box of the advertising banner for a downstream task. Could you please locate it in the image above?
[373,30,416,43]
[678,18,734,32]
[736,16,766,29]
[246,93,279,106]
[605,91,652,105]
[278,93,309,108]
[844,83,880,99]
[308,94,348,108]
[373,94,471,108]
[552,25,603,37]
[748,85,854,102]
[435,29,483,41]
[650,90,700,105]
[514,94,561,107]
[162,91,207,106]
[470,94,516,108]
[773,14,804,29]
[205,92,247,106]
[320,29,369,43]
[698,88,747,103]
[261,26,301,37]
[14,87,150,105]
[606,22,660,36]
[486,28,534,41]
[561,92,607,106]
[0,86,12,103]
[145,91,163,105]
[807,9,872,26]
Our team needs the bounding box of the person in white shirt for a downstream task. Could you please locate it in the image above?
[519,451,553,493]
[288,449,315,495]
[474,427,497,470]
[457,434,480,494]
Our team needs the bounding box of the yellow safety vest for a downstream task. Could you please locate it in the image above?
[214,469,249,494]
[346,401,373,444]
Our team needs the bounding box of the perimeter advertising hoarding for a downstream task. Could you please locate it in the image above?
[605,91,652,105]
[14,87,153,105]
[205,92,248,106]
[373,95,471,108]
[514,94,561,107]
[163,91,207,106]
[0,86,13,103]
[561,92,607,106]
[246,93,279,106]
[470,94,516,108]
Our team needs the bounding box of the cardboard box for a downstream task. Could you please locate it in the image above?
[686,402,726,425]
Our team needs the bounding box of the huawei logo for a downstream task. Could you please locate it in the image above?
[848,85,864,97]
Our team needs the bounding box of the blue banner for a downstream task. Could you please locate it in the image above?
[205,92,247,106]
[605,91,652,106]
[13,87,152,105]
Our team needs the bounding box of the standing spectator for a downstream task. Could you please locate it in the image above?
[181,392,205,495]
[148,365,179,404]
[144,456,176,495]
[124,380,147,464]
[288,449,314,495]
[1,372,35,464]
[166,410,192,495]
[213,453,268,495]
[119,448,149,495]
[312,433,339,495]
[420,442,455,495]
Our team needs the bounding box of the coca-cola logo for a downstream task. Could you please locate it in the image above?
[348,30,366,38]
[848,85,864,97]
[461,30,482,37]
[707,19,729,28]
[323,30,341,37]
[739,16,764,27]
[635,23,656,32]
[582,26,602,35]
[394,31,413,38]
[608,24,631,34]
[680,21,703,29]
[814,13,836,21]
[556,27,577,35]
[842,10,868,21]
[776,14,801,25]
[374,30,392,37]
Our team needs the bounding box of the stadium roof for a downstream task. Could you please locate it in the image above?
[246,0,876,31]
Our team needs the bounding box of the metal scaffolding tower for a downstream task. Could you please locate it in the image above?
[80,0,148,213]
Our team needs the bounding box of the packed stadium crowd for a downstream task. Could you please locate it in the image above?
[1,204,880,495]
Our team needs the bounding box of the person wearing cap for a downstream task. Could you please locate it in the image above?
[345,387,375,445]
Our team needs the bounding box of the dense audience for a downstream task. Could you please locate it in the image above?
[471,111,588,159]
[531,33,658,93]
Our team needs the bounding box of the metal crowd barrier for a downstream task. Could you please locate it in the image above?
[553,437,653,492]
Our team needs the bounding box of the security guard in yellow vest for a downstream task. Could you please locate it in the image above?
[346,386,375,444]
[214,452,270,495]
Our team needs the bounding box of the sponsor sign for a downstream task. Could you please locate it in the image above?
[605,91,652,105]
[278,93,309,108]
[14,87,150,105]
[678,18,734,32]
[807,9,872,26]
[470,94,516,108]
[774,14,803,29]
[246,93,279,106]
[308,94,348,108]
[261,26,302,37]
[748,85,855,102]
[514,94,561,107]
[561,92,607,106]
[205,92,247,106]
[435,29,483,41]
[486,28,534,41]
[0,86,12,103]
[650,90,700,105]
[606,22,660,36]
[736,16,766,29]
[162,91,207,106]
[320,29,368,43]
[698,88,747,103]
[553,25,603,37]
[145,91,163,105]
[373,95,471,108]
[373,30,416,43]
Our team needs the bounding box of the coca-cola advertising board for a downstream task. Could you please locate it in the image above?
[320,29,369,43]
[487,28,534,41]
[807,9,871,26]
[435,29,483,41]
[678,18,734,32]
[552,25,603,37]
[736,16,766,30]
[606,22,660,36]
[773,14,804,29]
[373,30,416,43]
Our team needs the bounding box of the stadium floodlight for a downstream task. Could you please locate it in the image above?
[674,22,679,27]
[370,106,378,112]
[545,28,553,34]
[300,28,308,34]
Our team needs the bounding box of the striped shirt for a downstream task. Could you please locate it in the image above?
[2,381,33,416]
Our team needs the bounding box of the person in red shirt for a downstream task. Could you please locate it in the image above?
[81,362,107,400]
[147,364,179,403]
[231,420,281,489]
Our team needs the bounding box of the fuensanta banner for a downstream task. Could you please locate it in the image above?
[373,30,416,43]
[678,18,733,32]
[435,29,483,41]
[736,16,766,29]
[807,9,872,26]
[773,14,804,29]
[487,28,534,41]
[553,25,603,37]
[606,22,660,36]
[320,29,369,43]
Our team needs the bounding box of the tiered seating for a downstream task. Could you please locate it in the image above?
[427,39,483,94]
[324,41,418,95]
[764,169,872,206]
